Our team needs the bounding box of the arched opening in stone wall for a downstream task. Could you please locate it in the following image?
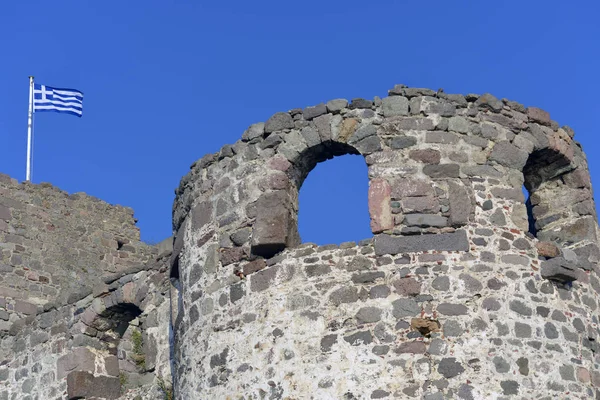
[296,145,370,245]
[522,147,585,243]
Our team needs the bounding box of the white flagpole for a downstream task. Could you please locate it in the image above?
[26,76,34,182]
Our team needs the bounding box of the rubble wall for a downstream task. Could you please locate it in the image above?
[171,85,600,399]
[0,176,172,399]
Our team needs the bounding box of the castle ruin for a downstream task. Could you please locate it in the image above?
[1,84,600,399]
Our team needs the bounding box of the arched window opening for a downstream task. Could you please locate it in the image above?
[298,153,370,245]
[522,148,576,240]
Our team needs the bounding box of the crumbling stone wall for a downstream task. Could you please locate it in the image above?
[0,175,172,399]
[171,84,600,398]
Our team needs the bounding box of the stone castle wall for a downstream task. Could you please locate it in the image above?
[0,175,172,399]
[171,85,600,398]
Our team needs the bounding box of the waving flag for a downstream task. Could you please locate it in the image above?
[33,84,84,117]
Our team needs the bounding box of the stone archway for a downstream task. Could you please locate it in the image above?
[59,278,162,399]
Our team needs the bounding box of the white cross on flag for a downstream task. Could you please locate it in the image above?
[33,84,83,117]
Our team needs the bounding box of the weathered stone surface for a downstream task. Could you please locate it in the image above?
[448,182,471,226]
[527,107,551,125]
[409,149,441,164]
[489,141,529,170]
[265,112,294,133]
[251,191,293,257]
[404,214,448,227]
[368,179,393,233]
[374,230,469,255]
[422,164,460,178]
[536,241,560,258]
[382,96,409,117]
[391,178,434,198]
[392,298,420,318]
[541,257,578,283]
[475,93,503,112]
[67,371,121,400]
[303,103,327,120]
[438,358,465,378]
[326,99,348,113]
[437,303,468,316]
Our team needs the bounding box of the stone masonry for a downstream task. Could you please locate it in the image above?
[2,83,600,399]
[0,175,172,399]
[171,84,600,399]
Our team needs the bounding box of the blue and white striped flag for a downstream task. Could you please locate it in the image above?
[33,84,83,117]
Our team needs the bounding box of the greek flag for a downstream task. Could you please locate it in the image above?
[33,84,83,117]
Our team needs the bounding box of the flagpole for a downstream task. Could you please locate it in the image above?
[26,76,34,182]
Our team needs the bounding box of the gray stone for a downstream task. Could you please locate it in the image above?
[356,307,383,324]
[67,371,121,400]
[382,96,409,117]
[516,357,529,376]
[489,141,529,170]
[329,286,359,306]
[509,300,532,317]
[320,334,337,352]
[303,103,327,120]
[437,303,468,316]
[438,358,465,378]
[463,165,502,178]
[515,322,532,338]
[251,190,294,258]
[403,214,448,228]
[349,98,372,109]
[326,99,348,113]
[544,322,559,339]
[500,380,519,395]
[374,230,469,255]
[369,285,391,299]
[448,116,470,133]
[389,136,417,149]
[242,122,265,142]
[392,298,420,318]
[426,131,460,144]
[422,164,460,178]
[265,112,294,133]
[459,274,482,292]
[431,276,450,291]
[352,271,384,283]
[493,356,510,373]
[475,93,503,112]
[443,320,463,337]
[448,182,471,226]
[344,330,373,346]
[540,257,578,283]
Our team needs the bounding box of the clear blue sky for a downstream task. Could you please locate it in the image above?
[1,1,598,245]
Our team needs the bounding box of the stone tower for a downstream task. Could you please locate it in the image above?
[170,85,600,399]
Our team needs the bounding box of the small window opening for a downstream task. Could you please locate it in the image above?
[523,185,537,237]
[298,154,370,245]
[116,239,125,250]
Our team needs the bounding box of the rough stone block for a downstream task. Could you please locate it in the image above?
[403,214,448,228]
[368,178,393,233]
[57,348,96,379]
[374,231,469,255]
[265,112,294,133]
[422,164,460,178]
[489,141,529,170]
[541,257,579,283]
[67,371,121,400]
[251,191,294,258]
[303,103,327,120]
[409,149,441,164]
[527,107,551,126]
[538,216,597,245]
[0,205,10,221]
[448,181,471,226]
[391,178,434,198]
[382,96,409,117]
[326,99,348,113]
